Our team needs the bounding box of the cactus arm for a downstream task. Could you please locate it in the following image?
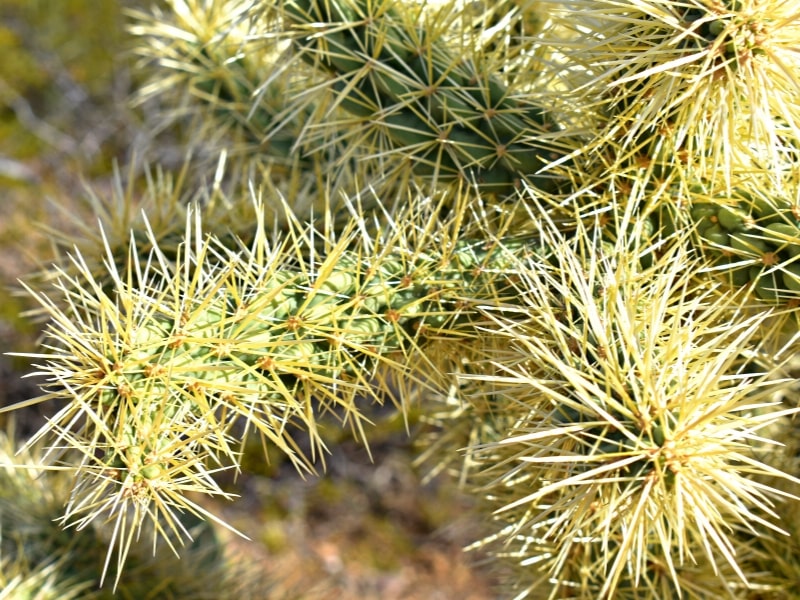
[444,214,799,597]
[6,197,550,577]
[12,185,800,592]
[549,0,800,187]
[279,0,571,195]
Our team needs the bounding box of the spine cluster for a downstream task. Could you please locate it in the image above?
[282,0,570,195]
[23,201,542,576]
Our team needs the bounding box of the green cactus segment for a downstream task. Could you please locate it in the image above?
[459,226,796,598]
[129,3,321,179]
[281,0,568,195]
[674,189,800,302]
[194,54,304,160]
[654,184,800,302]
[0,433,260,598]
[22,213,542,529]
[573,0,793,193]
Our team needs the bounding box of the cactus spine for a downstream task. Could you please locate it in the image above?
[459,218,797,597]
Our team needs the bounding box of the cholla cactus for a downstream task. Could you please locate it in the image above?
[460,213,798,597]
[5,0,800,597]
[0,428,267,597]
[541,0,800,196]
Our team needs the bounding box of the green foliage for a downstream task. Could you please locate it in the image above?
[4,0,800,597]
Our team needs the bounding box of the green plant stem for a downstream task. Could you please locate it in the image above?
[9,200,552,556]
[278,0,570,195]
[656,183,800,304]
